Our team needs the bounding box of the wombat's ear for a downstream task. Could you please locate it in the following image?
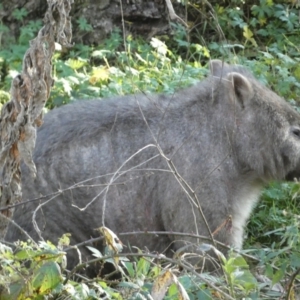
[209,59,229,76]
[226,72,254,106]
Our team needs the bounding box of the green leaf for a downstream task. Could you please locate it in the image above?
[265,263,273,278]
[0,280,25,300]
[234,269,257,291]
[256,29,269,36]
[92,50,112,59]
[167,283,178,297]
[243,26,257,47]
[231,255,249,268]
[76,283,90,298]
[136,257,151,277]
[0,24,9,34]
[86,246,103,258]
[277,53,294,65]
[66,58,87,70]
[60,78,73,96]
[15,249,36,260]
[76,17,93,32]
[293,65,300,80]
[179,275,193,290]
[272,263,287,285]
[58,233,71,247]
[32,261,62,295]
[290,253,300,268]
[12,8,28,21]
[259,51,274,59]
[122,261,135,277]
[15,247,64,262]
[196,289,212,300]
[118,281,141,289]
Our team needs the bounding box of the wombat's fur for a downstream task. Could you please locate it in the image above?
[5,60,300,272]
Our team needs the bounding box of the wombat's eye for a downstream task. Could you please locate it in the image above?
[292,127,300,138]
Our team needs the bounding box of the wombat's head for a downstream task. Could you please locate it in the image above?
[209,60,300,182]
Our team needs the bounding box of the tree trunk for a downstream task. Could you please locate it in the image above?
[1,0,184,45]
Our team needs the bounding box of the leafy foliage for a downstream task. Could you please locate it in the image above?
[0,239,114,299]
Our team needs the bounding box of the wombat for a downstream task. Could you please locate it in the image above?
[5,60,300,272]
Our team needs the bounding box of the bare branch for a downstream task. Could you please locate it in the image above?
[165,0,188,27]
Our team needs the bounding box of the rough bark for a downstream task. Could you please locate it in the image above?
[0,0,73,238]
[1,0,184,45]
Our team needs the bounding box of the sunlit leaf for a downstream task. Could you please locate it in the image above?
[86,246,103,258]
[66,58,87,70]
[137,257,151,277]
[89,67,110,85]
[32,262,62,294]
[151,270,174,300]
[58,233,71,247]
[243,26,257,47]
[96,226,123,266]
